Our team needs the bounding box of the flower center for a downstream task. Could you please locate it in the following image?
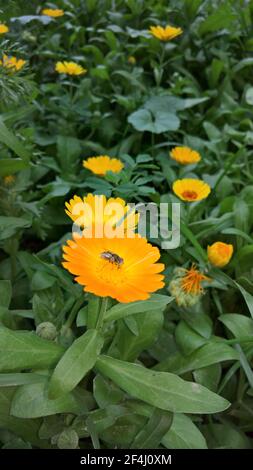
[181,190,198,200]
[100,251,124,267]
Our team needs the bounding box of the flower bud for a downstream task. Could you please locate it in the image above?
[207,242,233,268]
[36,322,57,340]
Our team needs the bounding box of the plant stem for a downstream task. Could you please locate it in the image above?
[213,153,238,191]
[64,296,85,329]
[95,297,108,331]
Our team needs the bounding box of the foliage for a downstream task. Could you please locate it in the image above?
[0,0,253,450]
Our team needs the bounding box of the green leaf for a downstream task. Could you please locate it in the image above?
[0,373,46,387]
[0,216,31,240]
[57,135,82,172]
[96,355,230,414]
[0,117,30,161]
[11,381,82,418]
[175,321,208,356]
[193,364,221,392]
[0,159,29,176]
[245,87,253,106]
[93,374,124,408]
[108,310,164,361]
[0,387,48,448]
[219,314,253,339]
[130,408,173,449]
[128,108,179,134]
[162,413,207,449]
[0,326,64,372]
[181,310,213,339]
[155,342,239,375]
[105,294,172,322]
[48,329,103,399]
[199,3,237,35]
[0,280,12,308]
[202,423,251,449]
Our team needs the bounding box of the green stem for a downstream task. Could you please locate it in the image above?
[95,297,108,331]
[64,296,85,329]
[213,153,238,191]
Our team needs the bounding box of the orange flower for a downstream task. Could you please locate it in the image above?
[41,9,64,17]
[0,24,9,34]
[62,235,164,303]
[65,193,139,233]
[83,156,124,176]
[207,242,233,268]
[55,61,86,76]
[172,178,211,202]
[149,25,182,41]
[170,146,201,165]
[0,54,26,72]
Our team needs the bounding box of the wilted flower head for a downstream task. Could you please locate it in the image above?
[207,242,233,268]
[169,265,210,307]
[3,175,15,186]
[172,178,211,202]
[83,156,124,176]
[55,61,87,76]
[170,146,201,165]
[149,25,182,41]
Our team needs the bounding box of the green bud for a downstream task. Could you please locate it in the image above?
[36,322,57,340]
[57,429,79,449]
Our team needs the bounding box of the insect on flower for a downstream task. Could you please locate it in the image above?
[100,251,124,267]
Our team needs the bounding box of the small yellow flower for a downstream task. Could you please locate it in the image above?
[173,178,211,202]
[149,25,183,41]
[65,193,139,233]
[3,175,15,185]
[169,265,210,307]
[128,56,136,65]
[207,242,233,268]
[170,146,201,165]
[55,61,87,76]
[0,54,26,72]
[41,9,64,17]
[0,24,9,34]
[83,156,124,176]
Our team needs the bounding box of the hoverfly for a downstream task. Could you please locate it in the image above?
[100,251,124,267]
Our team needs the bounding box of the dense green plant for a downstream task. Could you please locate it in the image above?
[0,0,253,450]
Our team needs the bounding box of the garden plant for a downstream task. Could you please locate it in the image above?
[0,0,253,450]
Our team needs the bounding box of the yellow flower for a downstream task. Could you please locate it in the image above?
[63,234,164,303]
[169,265,210,307]
[0,54,26,72]
[55,61,87,76]
[65,193,139,234]
[3,175,15,185]
[172,178,211,202]
[0,24,9,34]
[128,56,136,65]
[207,242,233,268]
[41,9,64,17]
[83,156,124,176]
[149,25,183,41]
[170,146,201,165]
